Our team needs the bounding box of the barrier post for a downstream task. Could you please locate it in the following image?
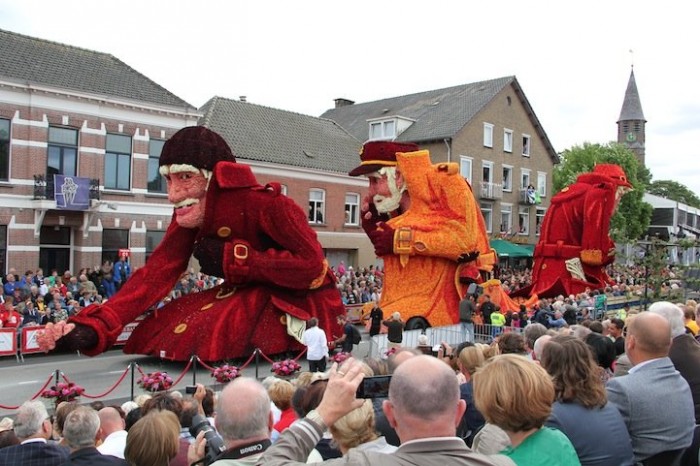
[191,355,197,386]
[255,348,260,380]
[54,369,60,388]
[130,363,135,401]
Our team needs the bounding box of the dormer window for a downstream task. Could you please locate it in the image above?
[369,120,396,140]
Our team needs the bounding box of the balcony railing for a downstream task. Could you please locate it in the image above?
[519,188,537,205]
[479,181,503,200]
[33,174,100,201]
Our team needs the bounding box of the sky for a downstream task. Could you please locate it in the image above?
[1,1,699,194]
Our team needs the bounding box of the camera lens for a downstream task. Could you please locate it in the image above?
[189,414,226,464]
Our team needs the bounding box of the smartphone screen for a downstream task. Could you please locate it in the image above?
[356,375,392,398]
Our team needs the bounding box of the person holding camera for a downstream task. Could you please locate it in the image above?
[259,356,510,465]
[188,378,272,466]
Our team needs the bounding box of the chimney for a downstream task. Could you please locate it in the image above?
[239,96,247,103]
[334,98,354,108]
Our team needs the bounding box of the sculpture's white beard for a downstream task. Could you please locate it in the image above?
[373,168,405,214]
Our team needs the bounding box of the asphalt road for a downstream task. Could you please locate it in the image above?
[0,329,372,418]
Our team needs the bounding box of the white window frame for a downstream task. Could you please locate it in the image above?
[344,193,360,226]
[460,156,473,185]
[500,203,513,235]
[537,171,547,198]
[369,119,397,140]
[482,160,494,183]
[502,165,513,192]
[536,207,546,236]
[522,134,531,157]
[504,129,513,153]
[480,202,493,233]
[521,169,531,190]
[483,123,494,148]
[518,206,530,235]
[309,189,325,224]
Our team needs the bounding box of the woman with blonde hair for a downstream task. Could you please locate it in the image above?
[473,354,580,465]
[540,335,634,466]
[329,399,396,454]
[124,410,180,466]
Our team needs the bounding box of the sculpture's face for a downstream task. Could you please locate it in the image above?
[615,186,630,208]
[368,167,406,214]
[165,168,209,229]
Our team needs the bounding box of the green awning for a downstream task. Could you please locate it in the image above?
[489,239,533,258]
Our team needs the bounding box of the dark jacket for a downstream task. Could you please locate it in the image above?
[0,441,70,466]
[60,447,127,466]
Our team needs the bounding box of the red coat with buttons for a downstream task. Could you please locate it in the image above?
[70,162,344,361]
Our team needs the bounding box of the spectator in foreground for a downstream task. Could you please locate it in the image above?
[473,354,580,465]
[456,344,488,446]
[188,377,274,464]
[125,410,180,466]
[329,399,396,455]
[606,311,695,462]
[61,406,127,465]
[259,356,507,465]
[540,335,634,466]
[97,406,127,459]
[0,400,69,465]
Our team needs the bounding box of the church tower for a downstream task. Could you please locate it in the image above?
[617,68,647,165]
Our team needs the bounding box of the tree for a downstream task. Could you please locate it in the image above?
[648,180,700,208]
[553,142,652,241]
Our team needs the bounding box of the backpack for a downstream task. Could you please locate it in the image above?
[350,324,362,345]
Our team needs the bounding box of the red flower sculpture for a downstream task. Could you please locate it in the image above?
[271,359,301,377]
[330,352,350,364]
[211,364,241,383]
[137,371,174,392]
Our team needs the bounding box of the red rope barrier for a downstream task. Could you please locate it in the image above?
[257,349,275,364]
[0,373,55,410]
[171,357,194,387]
[65,366,132,399]
[292,348,307,362]
[196,358,217,372]
[239,351,257,370]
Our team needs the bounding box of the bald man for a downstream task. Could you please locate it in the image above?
[261,355,506,465]
[606,312,695,462]
[188,378,273,465]
[97,407,127,459]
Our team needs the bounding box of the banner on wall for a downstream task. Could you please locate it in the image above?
[54,175,91,211]
[0,328,16,356]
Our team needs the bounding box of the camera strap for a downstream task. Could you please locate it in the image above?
[218,439,272,460]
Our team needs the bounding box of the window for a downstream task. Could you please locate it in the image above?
[521,169,531,190]
[502,165,513,192]
[47,126,78,176]
[537,172,547,197]
[460,156,473,184]
[480,202,493,233]
[536,208,546,236]
[345,193,360,226]
[309,189,325,224]
[483,123,494,148]
[0,119,9,181]
[503,129,513,153]
[105,134,132,190]
[146,230,166,261]
[101,229,129,265]
[147,139,166,193]
[500,204,512,234]
[518,207,530,235]
[522,134,531,157]
[369,120,396,140]
[482,161,494,183]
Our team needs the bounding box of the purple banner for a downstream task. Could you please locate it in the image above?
[54,175,90,211]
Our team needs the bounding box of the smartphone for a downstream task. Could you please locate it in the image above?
[185,385,197,394]
[356,375,392,399]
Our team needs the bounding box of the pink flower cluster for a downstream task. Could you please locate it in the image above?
[330,352,350,364]
[271,359,301,377]
[137,371,174,392]
[211,364,241,383]
[383,347,398,359]
[41,382,85,403]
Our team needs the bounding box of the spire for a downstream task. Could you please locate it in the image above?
[617,68,646,123]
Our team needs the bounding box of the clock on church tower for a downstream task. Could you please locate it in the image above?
[626,132,637,142]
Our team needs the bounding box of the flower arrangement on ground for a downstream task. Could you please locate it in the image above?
[211,364,241,384]
[330,351,350,364]
[271,358,301,377]
[41,381,85,404]
[137,371,174,392]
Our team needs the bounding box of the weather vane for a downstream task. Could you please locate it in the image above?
[629,49,634,68]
